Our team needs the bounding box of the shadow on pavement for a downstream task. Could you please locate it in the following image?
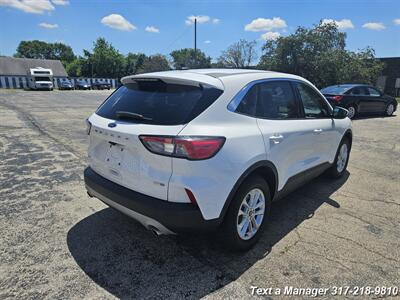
[67,171,349,299]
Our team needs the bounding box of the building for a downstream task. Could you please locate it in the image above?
[377,57,400,97]
[0,56,117,89]
[0,57,66,89]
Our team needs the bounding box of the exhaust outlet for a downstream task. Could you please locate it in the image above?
[147,225,161,236]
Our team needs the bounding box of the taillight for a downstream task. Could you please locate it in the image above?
[332,95,343,103]
[139,136,225,160]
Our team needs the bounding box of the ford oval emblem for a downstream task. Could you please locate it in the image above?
[108,123,117,128]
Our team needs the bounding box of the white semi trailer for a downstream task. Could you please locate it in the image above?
[28,67,54,90]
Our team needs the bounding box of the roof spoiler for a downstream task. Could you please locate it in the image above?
[121,72,224,90]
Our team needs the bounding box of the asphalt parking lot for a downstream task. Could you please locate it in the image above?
[0,90,399,299]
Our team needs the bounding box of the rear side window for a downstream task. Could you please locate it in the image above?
[236,85,257,116]
[351,87,369,95]
[96,80,223,125]
[257,81,299,119]
[367,87,380,96]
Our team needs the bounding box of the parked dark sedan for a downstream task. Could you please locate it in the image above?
[59,79,74,90]
[92,81,111,90]
[321,84,397,119]
[75,79,92,90]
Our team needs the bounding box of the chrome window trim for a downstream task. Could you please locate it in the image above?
[227,77,333,115]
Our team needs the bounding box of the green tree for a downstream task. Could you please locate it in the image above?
[79,50,93,77]
[65,58,82,77]
[81,38,125,78]
[138,54,170,73]
[15,40,52,59]
[338,48,384,84]
[125,52,146,75]
[217,39,257,68]
[15,40,75,64]
[51,42,75,63]
[170,48,211,69]
[258,22,383,88]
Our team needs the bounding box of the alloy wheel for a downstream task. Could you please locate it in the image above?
[386,104,394,116]
[236,188,265,240]
[347,106,356,119]
[336,143,348,173]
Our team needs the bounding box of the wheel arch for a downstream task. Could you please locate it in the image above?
[343,129,353,150]
[347,102,358,111]
[388,100,397,111]
[219,160,279,220]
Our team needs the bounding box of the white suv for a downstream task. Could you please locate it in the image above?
[84,69,352,250]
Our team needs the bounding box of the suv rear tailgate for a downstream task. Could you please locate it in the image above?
[88,74,224,202]
[88,113,184,201]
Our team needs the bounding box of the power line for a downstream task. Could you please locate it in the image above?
[163,26,191,53]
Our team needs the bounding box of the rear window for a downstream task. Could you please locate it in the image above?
[321,85,351,95]
[96,79,223,125]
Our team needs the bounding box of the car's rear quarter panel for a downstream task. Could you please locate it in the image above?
[168,73,307,220]
[168,97,267,220]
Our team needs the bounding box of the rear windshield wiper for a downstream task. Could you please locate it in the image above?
[115,111,153,121]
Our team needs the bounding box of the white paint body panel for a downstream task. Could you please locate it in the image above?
[88,69,352,221]
[88,113,184,201]
[257,118,344,190]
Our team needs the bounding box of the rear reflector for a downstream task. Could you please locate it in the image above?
[185,188,198,206]
[139,135,225,160]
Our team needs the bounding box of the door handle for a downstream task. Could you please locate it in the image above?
[313,129,323,134]
[269,134,284,144]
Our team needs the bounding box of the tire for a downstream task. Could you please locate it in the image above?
[220,175,271,251]
[347,105,357,119]
[328,138,351,178]
[385,103,395,116]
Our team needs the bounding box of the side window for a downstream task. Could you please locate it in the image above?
[256,81,299,119]
[351,87,361,95]
[351,87,369,95]
[296,82,330,118]
[360,87,370,95]
[368,87,380,97]
[236,85,257,116]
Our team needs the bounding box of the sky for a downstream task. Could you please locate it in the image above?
[0,0,399,61]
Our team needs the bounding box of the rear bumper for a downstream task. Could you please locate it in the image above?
[84,167,222,234]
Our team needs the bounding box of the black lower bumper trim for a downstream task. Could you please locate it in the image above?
[84,167,221,233]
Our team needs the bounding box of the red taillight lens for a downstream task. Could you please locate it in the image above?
[139,136,175,156]
[175,138,225,160]
[332,95,343,102]
[139,136,225,160]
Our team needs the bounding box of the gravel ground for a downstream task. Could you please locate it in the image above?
[0,90,399,299]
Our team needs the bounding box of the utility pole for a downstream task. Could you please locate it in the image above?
[194,18,197,53]
[194,18,197,65]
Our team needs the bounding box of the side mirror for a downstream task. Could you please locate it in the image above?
[332,107,348,119]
